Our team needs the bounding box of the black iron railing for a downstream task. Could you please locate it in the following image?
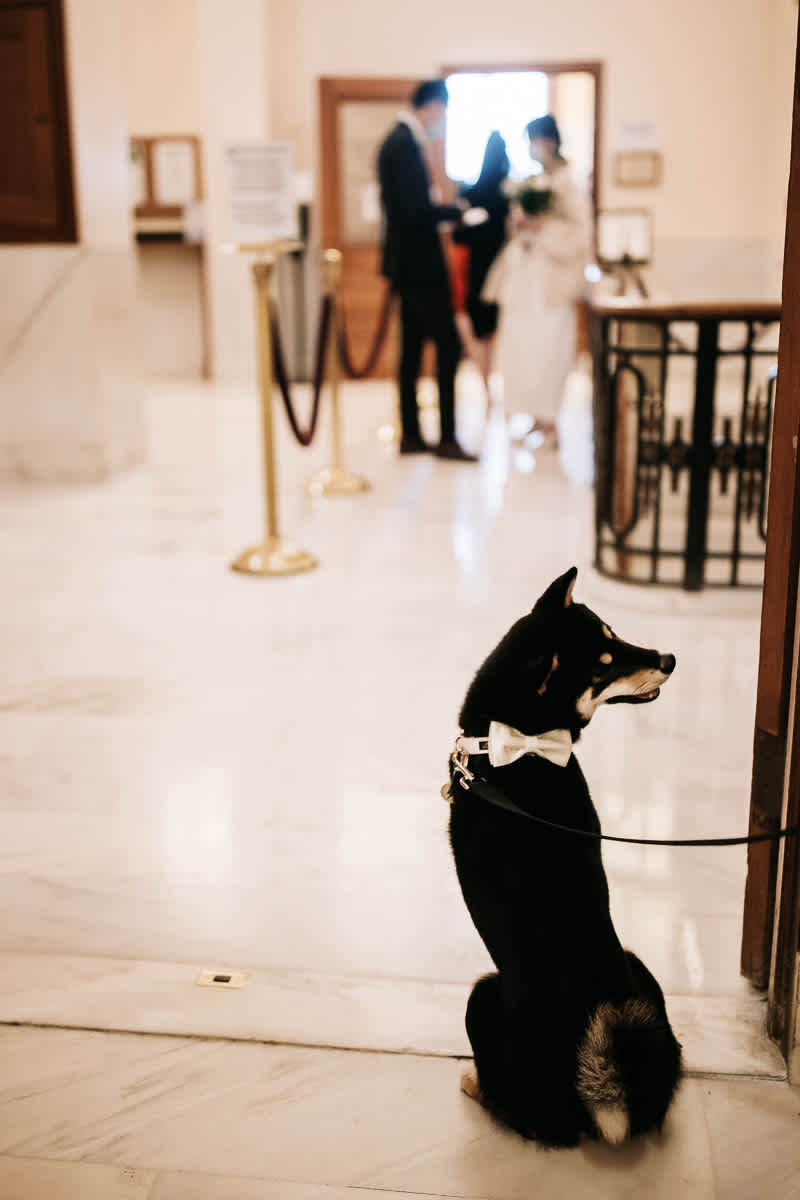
[590,300,780,590]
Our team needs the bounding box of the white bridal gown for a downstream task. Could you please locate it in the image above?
[483,164,591,421]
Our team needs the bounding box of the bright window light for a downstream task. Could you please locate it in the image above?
[445,72,549,185]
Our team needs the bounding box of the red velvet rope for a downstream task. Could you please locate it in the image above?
[337,285,395,380]
[269,294,332,448]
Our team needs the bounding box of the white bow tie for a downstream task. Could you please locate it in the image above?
[456,722,573,768]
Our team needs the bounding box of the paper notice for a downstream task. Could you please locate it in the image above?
[225,142,297,243]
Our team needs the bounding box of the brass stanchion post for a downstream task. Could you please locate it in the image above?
[231,251,318,576]
[308,250,371,496]
[377,312,400,446]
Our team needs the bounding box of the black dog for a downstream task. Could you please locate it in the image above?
[448,567,682,1147]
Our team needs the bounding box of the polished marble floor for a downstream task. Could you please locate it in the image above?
[2,365,794,1197]
[0,1024,799,1199]
[0,366,763,994]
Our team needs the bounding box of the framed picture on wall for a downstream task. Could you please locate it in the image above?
[596,208,653,266]
[130,135,203,215]
[613,150,662,187]
[151,138,200,206]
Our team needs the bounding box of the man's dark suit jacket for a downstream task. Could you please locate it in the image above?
[377,122,462,293]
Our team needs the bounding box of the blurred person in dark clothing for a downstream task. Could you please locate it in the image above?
[377,80,477,461]
[451,130,510,405]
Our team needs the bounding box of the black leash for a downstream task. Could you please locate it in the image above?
[448,770,800,848]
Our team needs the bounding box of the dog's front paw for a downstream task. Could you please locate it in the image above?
[460,1066,485,1106]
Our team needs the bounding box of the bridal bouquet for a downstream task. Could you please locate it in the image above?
[505,173,554,216]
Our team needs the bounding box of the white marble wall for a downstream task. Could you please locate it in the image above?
[134,244,206,378]
[0,0,146,483]
[195,0,273,380]
[0,247,146,482]
[650,236,784,303]
[121,0,276,381]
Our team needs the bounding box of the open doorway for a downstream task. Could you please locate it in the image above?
[317,65,601,378]
[445,71,549,184]
[318,76,425,378]
[442,62,599,361]
[444,67,597,208]
[442,61,600,215]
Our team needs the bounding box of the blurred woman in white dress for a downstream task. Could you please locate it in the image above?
[483,114,590,440]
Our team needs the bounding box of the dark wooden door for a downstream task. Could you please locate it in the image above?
[740,10,800,1030]
[0,0,76,242]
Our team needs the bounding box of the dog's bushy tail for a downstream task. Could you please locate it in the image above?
[576,999,682,1145]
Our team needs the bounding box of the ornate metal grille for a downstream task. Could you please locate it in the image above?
[590,301,780,590]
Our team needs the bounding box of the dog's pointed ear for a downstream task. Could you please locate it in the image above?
[533,567,578,614]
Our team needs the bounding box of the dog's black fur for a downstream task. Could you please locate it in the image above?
[449,568,683,1147]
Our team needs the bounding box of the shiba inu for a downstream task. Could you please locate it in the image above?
[448,567,682,1147]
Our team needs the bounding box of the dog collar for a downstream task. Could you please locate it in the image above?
[455,721,573,769]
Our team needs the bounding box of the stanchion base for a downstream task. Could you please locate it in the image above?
[230,538,318,576]
[307,467,371,497]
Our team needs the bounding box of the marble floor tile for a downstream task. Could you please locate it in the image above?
[0,1028,478,1185]
[0,1156,155,1200]
[149,1174,461,1199]
[4,1025,800,1199]
[0,366,789,1199]
[0,1025,717,1198]
[363,1079,714,1200]
[700,1077,800,1200]
[0,369,767,1008]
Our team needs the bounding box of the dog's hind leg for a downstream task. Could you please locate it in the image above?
[465,975,588,1144]
[624,950,669,1013]
[505,1007,588,1146]
[463,972,505,1109]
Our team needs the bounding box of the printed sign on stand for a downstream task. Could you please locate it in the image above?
[224,142,297,244]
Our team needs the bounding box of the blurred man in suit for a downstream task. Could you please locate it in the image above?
[378,80,477,460]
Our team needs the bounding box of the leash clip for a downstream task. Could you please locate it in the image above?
[450,744,475,791]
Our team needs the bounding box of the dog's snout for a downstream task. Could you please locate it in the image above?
[659,653,676,675]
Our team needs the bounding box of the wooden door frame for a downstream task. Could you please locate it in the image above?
[439,60,604,217]
[774,568,800,1071]
[318,63,604,245]
[0,0,78,243]
[318,76,422,249]
[741,12,800,1057]
[318,77,422,379]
